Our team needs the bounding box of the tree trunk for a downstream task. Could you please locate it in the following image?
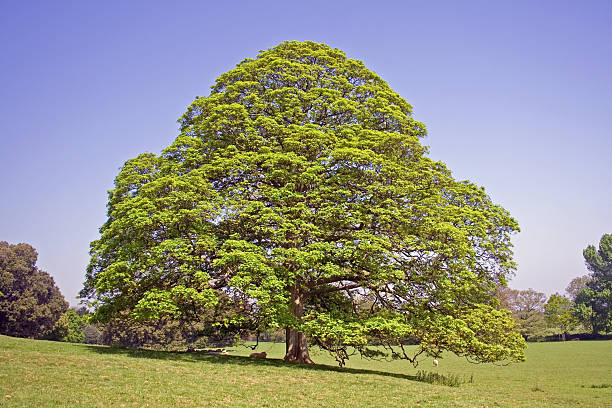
[284,327,314,364]
[283,287,314,364]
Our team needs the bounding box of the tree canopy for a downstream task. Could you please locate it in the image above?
[496,286,547,341]
[544,293,576,340]
[82,41,524,365]
[566,275,591,301]
[0,241,68,339]
[573,234,612,335]
[49,308,85,343]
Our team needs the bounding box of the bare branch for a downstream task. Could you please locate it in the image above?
[305,282,362,297]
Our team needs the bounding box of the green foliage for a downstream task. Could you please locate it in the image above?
[565,275,591,301]
[496,286,547,341]
[544,294,576,340]
[46,307,95,344]
[49,308,85,343]
[100,315,204,350]
[82,41,524,365]
[62,309,85,343]
[573,287,608,335]
[0,241,68,339]
[573,234,612,334]
[99,292,245,349]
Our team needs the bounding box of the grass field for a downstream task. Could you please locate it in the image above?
[1,335,611,407]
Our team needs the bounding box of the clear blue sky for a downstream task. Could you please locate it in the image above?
[1,0,610,305]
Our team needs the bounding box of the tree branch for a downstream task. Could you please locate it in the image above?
[305,282,362,297]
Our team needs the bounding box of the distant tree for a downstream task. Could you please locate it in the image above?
[62,309,85,343]
[100,292,246,349]
[82,41,525,366]
[544,293,576,340]
[571,290,599,335]
[573,234,612,335]
[565,275,592,301]
[47,311,69,341]
[497,287,547,340]
[100,315,236,350]
[100,315,196,349]
[73,306,89,318]
[47,306,92,343]
[495,285,517,311]
[82,324,102,344]
[0,242,68,339]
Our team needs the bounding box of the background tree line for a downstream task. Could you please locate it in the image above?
[497,233,612,341]
[1,241,241,348]
[0,241,101,344]
[1,238,610,348]
[2,234,611,348]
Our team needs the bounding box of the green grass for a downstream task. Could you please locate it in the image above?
[1,336,611,407]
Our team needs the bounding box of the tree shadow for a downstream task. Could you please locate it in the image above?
[83,345,419,382]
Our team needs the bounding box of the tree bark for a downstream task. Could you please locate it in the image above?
[284,327,314,364]
[283,287,314,364]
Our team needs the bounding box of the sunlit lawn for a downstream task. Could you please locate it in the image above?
[1,335,611,407]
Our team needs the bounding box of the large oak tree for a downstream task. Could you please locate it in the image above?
[82,41,525,365]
